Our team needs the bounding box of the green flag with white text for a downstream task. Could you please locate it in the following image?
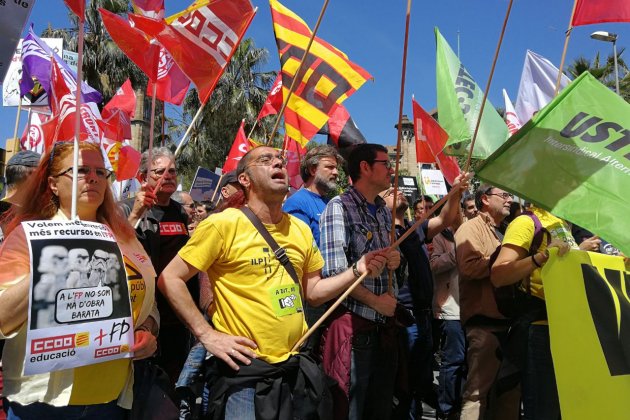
[477,72,630,257]
[435,27,508,158]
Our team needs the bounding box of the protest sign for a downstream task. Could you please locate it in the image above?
[23,220,134,375]
[62,50,78,73]
[420,169,448,195]
[0,0,36,82]
[395,175,420,206]
[189,166,221,203]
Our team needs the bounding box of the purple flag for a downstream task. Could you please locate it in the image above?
[20,28,102,104]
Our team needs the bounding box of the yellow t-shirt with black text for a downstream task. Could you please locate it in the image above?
[502,207,578,300]
[179,208,324,364]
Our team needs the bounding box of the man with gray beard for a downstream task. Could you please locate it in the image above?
[283,145,342,247]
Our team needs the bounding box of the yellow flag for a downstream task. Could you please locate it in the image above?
[543,249,630,419]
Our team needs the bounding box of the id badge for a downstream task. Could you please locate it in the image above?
[268,284,303,317]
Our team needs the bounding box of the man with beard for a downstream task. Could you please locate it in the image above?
[380,178,468,420]
[283,145,342,247]
[121,147,198,383]
[157,146,397,419]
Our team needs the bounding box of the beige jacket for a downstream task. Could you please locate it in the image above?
[454,213,505,324]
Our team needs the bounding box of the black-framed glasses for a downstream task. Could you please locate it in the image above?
[486,192,513,200]
[372,159,393,169]
[248,153,287,167]
[52,166,113,180]
[150,167,177,177]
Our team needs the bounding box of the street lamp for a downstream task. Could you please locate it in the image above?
[590,31,620,95]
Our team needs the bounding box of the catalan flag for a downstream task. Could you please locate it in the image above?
[270,0,372,146]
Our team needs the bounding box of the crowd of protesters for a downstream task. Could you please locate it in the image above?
[0,141,623,420]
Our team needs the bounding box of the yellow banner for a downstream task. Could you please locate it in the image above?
[543,249,630,419]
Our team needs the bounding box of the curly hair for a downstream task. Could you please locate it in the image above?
[3,142,135,241]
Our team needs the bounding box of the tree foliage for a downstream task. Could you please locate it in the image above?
[567,49,629,102]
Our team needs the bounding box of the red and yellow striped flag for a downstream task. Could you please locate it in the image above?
[270,0,372,146]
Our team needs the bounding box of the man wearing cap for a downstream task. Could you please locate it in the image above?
[157,146,398,419]
[1,150,41,216]
[218,170,241,201]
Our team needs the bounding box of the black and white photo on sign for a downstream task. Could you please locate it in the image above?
[29,238,130,330]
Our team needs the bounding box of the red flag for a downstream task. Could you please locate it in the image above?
[129,0,256,102]
[132,0,165,19]
[20,113,50,154]
[256,74,283,120]
[103,79,136,118]
[284,135,306,190]
[319,104,366,149]
[63,0,85,22]
[572,0,630,26]
[223,120,250,173]
[99,8,160,80]
[412,99,461,185]
[98,108,132,142]
[147,47,191,105]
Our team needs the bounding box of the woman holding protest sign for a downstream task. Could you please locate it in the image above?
[0,142,159,419]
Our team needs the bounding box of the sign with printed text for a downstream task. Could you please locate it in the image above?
[189,166,221,203]
[23,220,134,375]
[420,169,448,196]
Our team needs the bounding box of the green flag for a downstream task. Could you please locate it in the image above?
[435,27,508,158]
[477,72,630,256]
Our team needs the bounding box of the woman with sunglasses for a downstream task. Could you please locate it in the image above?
[0,142,158,419]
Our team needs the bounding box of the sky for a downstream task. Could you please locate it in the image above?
[2,0,629,149]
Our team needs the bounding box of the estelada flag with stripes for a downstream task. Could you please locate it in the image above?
[543,249,630,419]
[270,0,372,146]
[572,0,630,26]
[130,0,256,103]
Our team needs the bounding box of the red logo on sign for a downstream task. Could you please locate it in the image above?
[159,222,186,236]
[95,346,122,358]
[31,334,75,354]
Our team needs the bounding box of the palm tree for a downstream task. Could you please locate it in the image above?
[175,38,277,179]
[567,50,629,101]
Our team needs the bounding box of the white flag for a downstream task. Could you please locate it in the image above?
[502,89,522,135]
[514,50,571,123]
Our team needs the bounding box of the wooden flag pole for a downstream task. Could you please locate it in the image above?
[462,0,514,173]
[25,108,33,150]
[13,101,23,141]
[266,0,331,148]
[71,18,85,220]
[388,0,413,294]
[554,0,578,96]
[210,174,224,204]
[292,185,463,352]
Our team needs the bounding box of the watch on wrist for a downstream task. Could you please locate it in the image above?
[352,261,361,278]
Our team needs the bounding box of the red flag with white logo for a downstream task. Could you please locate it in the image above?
[132,0,165,19]
[256,74,283,120]
[147,47,191,105]
[20,113,51,154]
[223,120,250,173]
[103,79,136,118]
[99,8,161,81]
[412,98,461,185]
[129,0,256,102]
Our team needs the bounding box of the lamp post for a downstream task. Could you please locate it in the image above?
[590,31,620,95]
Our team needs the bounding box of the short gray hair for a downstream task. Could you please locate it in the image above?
[300,145,343,183]
[139,147,175,175]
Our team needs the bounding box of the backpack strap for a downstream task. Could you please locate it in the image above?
[240,206,301,286]
[521,210,550,294]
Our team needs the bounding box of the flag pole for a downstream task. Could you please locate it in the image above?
[554,0,578,96]
[266,0,331,148]
[13,101,23,141]
[292,185,462,352]
[25,108,33,149]
[174,102,205,158]
[210,174,223,204]
[247,118,259,140]
[463,0,514,173]
[71,17,86,220]
[388,0,413,294]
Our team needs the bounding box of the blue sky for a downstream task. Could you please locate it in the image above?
[2,0,629,148]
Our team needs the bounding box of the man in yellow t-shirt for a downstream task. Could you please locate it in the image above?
[158,146,399,419]
[491,206,577,420]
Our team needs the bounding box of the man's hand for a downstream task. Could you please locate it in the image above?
[131,183,157,217]
[357,251,387,278]
[132,329,157,360]
[452,172,472,192]
[579,236,601,252]
[198,329,258,371]
[384,249,401,270]
[372,293,397,317]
